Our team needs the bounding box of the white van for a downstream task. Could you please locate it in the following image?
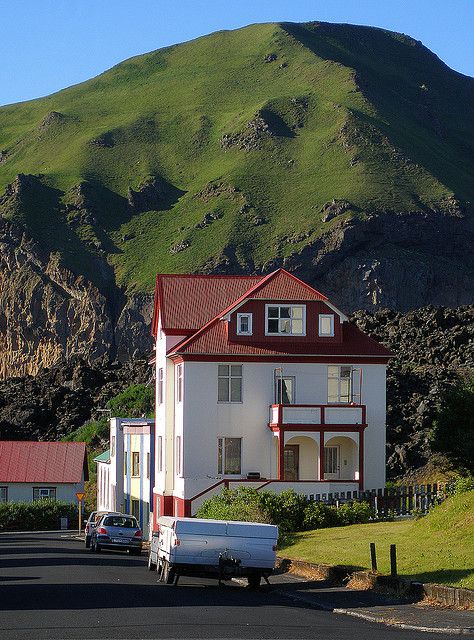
[148,516,278,587]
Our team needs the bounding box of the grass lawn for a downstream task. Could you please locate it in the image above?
[279,491,474,589]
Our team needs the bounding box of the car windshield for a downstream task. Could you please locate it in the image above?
[103,516,137,528]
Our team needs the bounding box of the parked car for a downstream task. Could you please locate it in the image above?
[90,513,143,555]
[148,516,278,587]
[84,511,120,548]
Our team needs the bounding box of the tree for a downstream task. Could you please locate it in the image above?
[429,374,474,473]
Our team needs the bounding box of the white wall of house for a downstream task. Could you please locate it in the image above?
[2,482,84,503]
[96,462,111,511]
[177,360,386,499]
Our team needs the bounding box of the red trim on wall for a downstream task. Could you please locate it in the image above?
[269,423,368,432]
[319,438,325,481]
[173,497,192,517]
[359,429,365,491]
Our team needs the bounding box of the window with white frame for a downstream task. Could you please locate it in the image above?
[157,367,164,404]
[111,435,116,457]
[266,305,305,335]
[175,436,182,476]
[33,487,57,500]
[146,452,150,479]
[131,451,140,477]
[124,451,128,476]
[218,365,242,402]
[176,364,183,403]
[328,365,353,403]
[0,487,7,503]
[319,314,335,337]
[157,436,163,472]
[237,313,252,335]
[217,437,242,475]
[274,373,296,404]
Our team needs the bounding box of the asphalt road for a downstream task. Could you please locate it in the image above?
[0,532,444,640]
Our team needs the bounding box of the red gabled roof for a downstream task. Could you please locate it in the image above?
[0,441,88,483]
[170,316,392,358]
[151,274,263,336]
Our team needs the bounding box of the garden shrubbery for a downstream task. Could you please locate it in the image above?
[196,487,375,532]
[0,499,78,531]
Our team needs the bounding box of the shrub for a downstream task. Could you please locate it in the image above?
[450,475,474,495]
[0,499,78,531]
[336,501,374,525]
[259,489,309,531]
[196,487,270,524]
[303,502,339,529]
[106,384,154,418]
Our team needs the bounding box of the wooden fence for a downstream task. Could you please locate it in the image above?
[313,484,449,516]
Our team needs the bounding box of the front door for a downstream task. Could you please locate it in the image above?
[284,445,299,481]
[324,446,340,479]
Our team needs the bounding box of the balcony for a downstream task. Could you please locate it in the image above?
[269,403,366,428]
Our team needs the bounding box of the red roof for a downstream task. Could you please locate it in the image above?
[0,441,88,483]
[152,274,263,336]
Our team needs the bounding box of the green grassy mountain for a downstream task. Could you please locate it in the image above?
[1,21,473,375]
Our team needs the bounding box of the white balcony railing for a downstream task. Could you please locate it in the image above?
[270,404,366,426]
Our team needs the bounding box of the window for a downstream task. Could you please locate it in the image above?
[157,436,163,472]
[175,436,182,476]
[218,365,242,403]
[146,452,150,479]
[124,451,128,476]
[0,487,7,503]
[33,487,56,500]
[131,499,140,521]
[157,368,163,404]
[319,314,334,337]
[237,313,252,335]
[324,446,339,474]
[217,437,242,475]
[266,305,305,335]
[131,452,140,477]
[328,366,352,403]
[274,373,295,404]
[111,435,116,457]
[176,364,183,403]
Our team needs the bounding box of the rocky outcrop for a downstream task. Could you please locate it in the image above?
[0,358,151,441]
[352,306,474,477]
[0,217,113,378]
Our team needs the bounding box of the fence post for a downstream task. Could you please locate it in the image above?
[370,542,377,573]
[390,544,397,577]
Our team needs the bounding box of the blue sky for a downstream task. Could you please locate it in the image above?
[1,0,472,106]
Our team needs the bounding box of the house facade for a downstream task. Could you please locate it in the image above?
[151,269,391,525]
[0,441,88,503]
[95,417,154,537]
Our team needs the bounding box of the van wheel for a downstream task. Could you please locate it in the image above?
[247,573,261,589]
[148,554,156,571]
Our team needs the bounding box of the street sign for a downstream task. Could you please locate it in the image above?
[75,492,85,501]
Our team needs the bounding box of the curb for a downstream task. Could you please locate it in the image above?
[273,586,474,635]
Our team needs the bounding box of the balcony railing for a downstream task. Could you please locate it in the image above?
[269,403,366,427]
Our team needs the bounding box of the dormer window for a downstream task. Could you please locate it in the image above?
[319,314,335,337]
[265,305,305,336]
[237,313,252,335]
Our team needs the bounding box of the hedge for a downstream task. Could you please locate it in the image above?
[0,499,78,531]
[196,487,375,532]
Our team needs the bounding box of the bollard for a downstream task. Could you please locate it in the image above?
[390,544,397,577]
[370,542,377,573]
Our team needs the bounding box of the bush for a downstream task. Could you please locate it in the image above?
[450,475,474,495]
[196,487,270,524]
[259,489,309,531]
[0,499,78,531]
[303,502,339,529]
[336,501,374,525]
[106,384,154,418]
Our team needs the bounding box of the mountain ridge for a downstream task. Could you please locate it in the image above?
[0,21,473,376]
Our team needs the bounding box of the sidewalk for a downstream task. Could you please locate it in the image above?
[269,572,474,635]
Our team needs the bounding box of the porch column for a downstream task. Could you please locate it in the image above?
[278,429,285,480]
[358,429,364,490]
[319,431,325,481]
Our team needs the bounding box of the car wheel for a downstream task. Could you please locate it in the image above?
[147,554,156,571]
[247,573,262,589]
[85,537,90,549]
[90,539,95,552]
[95,542,101,553]
[129,548,141,556]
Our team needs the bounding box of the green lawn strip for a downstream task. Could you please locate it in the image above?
[279,491,474,589]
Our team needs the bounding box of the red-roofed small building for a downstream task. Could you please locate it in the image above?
[150,269,392,524]
[0,441,88,504]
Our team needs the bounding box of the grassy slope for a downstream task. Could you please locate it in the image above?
[0,22,473,291]
[280,491,474,588]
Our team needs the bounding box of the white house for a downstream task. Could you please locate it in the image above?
[150,269,392,525]
[95,417,154,536]
[0,441,88,503]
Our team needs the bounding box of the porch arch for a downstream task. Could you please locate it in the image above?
[285,435,319,480]
[324,435,358,481]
